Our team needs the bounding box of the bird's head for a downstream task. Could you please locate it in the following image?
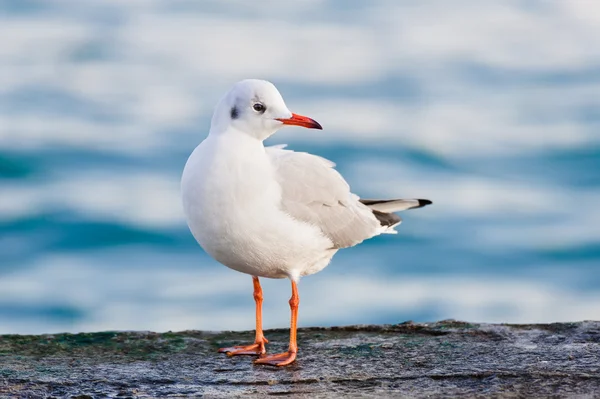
[210,79,322,140]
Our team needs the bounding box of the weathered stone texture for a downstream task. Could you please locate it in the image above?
[1,321,599,397]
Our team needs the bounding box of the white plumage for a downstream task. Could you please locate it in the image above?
[180,79,431,366]
[181,80,429,281]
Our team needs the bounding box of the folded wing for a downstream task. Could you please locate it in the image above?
[266,146,382,249]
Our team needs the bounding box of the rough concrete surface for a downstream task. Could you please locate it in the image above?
[0,320,599,398]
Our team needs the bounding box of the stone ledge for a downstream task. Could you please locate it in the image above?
[1,320,599,397]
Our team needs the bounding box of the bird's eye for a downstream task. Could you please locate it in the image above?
[253,103,266,113]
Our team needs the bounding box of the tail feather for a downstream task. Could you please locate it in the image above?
[360,198,432,213]
[360,198,431,231]
[372,210,402,228]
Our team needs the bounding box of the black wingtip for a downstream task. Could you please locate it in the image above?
[418,199,432,207]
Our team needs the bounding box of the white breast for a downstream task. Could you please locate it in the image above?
[181,131,334,280]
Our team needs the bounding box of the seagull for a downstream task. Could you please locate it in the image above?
[181,79,431,366]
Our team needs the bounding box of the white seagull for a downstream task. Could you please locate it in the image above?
[181,79,431,366]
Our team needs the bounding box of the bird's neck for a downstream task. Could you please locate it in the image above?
[208,128,266,156]
[209,121,271,140]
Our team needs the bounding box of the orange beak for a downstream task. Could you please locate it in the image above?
[276,113,322,130]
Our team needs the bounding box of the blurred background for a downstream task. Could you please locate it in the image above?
[1,0,599,334]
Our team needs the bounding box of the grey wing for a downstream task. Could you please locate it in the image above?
[266,146,383,249]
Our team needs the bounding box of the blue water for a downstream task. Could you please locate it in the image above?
[1,1,599,334]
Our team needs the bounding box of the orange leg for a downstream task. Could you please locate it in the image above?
[254,280,298,366]
[218,276,269,356]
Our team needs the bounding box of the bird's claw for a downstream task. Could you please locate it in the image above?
[218,338,268,356]
[253,350,297,366]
